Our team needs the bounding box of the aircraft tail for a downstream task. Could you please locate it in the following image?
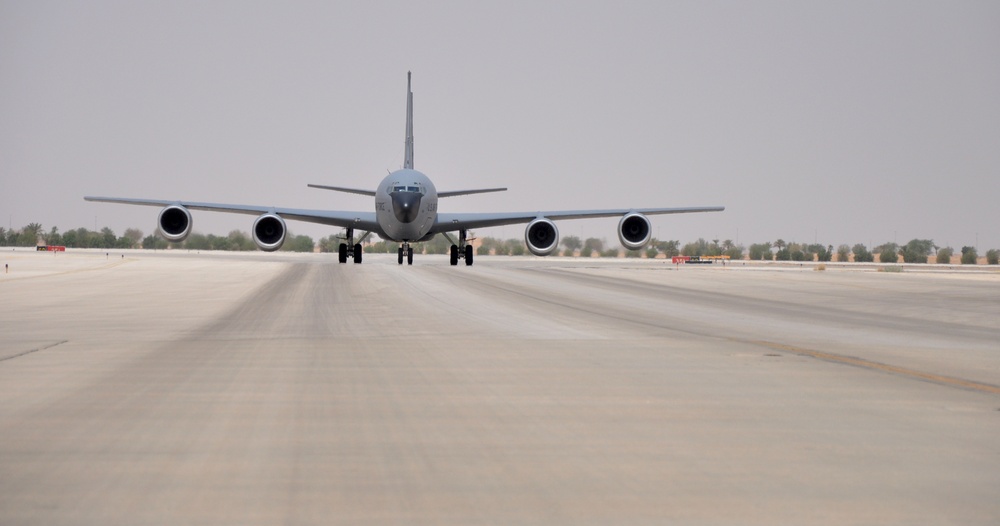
[404,71,414,169]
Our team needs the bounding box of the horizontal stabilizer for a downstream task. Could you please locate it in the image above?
[438,188,508,198]
[307,184,376,197]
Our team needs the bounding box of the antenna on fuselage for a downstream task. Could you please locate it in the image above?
[404,71,414,170]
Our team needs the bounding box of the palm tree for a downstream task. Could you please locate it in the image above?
[21,223,43,246]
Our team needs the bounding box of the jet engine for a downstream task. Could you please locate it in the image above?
[617,212,652,250]
[157,205,192,242]
[525,218,559,256]
[252,213,286,252]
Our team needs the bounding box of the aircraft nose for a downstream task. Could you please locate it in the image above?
[391,191,422,223]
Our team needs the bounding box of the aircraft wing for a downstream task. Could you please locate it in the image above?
[306,184,377,196]
[431,206,725,233]
[438,188,508,198]
[83,197,381,233]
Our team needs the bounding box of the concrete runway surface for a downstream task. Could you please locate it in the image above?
[1,249,998,525]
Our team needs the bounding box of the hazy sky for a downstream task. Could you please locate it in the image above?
[2,1,998,250]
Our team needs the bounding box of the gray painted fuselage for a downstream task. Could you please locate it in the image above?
[376,169,439,242]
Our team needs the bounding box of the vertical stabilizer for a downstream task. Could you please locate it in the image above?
[404,71,414,169]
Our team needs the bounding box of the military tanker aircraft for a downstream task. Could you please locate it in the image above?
[87,73,724,266]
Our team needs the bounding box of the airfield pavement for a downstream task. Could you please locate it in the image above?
[1,248,998,525]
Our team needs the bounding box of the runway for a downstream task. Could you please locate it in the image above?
[1,249,998,524]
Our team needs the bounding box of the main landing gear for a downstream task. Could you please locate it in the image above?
[397,243,414,265]
[338,227,369,264]
[446,229,474,266]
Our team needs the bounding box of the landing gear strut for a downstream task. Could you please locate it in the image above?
[398,243,414,265]
[338,227,368,264]
[447,229,474,267]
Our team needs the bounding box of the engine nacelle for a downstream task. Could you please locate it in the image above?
[524,218,559,257]
[252,213,286,252]
[157,205,192,243]
[617,212,652,251]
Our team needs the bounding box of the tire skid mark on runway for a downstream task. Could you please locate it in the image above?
[388,265,604,340]
[186,261,329,341]
[528,267,1000,343]
[0,340,68,363]
[556,268,1000,396]
[748,340,1000,395]
[437,264,1000,396]
[428,265,732,342]
[0,257,131,283]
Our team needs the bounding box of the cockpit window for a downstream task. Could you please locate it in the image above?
[391,184,424,194]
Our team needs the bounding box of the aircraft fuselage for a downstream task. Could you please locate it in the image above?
[375,169,439,242]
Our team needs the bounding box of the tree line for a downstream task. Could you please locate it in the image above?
[0,224,317,253]
[745,238,997,265]
[3,223,998,264]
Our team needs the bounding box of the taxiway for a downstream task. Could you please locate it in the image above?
[1,249,998,524]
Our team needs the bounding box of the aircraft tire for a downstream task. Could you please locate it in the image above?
[407,247,414,265]
[398,247,404,265]
[450,245,458,266]
[353,244,362,264]
[465,245,474,266]
[338,243,348,264]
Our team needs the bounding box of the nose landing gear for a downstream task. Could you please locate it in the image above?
[398,243,414,265]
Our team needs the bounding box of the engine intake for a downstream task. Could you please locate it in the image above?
[157,205,192,242]
[252,213,286,252]
[617,212,652,250]
[525,218,559,257]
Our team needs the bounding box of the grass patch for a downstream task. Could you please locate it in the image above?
[879,265,903,273]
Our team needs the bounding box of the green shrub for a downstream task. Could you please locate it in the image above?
[961,246,978,265]
[852,244,874,263]
[901,239,935,263]
[879,248,899,263]
[749,243,772,261]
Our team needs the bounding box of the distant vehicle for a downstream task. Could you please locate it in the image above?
[672,255,729,264]
[87,73,723,266]
[36,245,66,252]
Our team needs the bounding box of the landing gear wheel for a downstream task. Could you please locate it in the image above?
[353,243,362,264]
[398,247,404,265]
[450,245,459,266]
[407,247,414,265]
[338,243,348,264]
[465,245,474,266]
